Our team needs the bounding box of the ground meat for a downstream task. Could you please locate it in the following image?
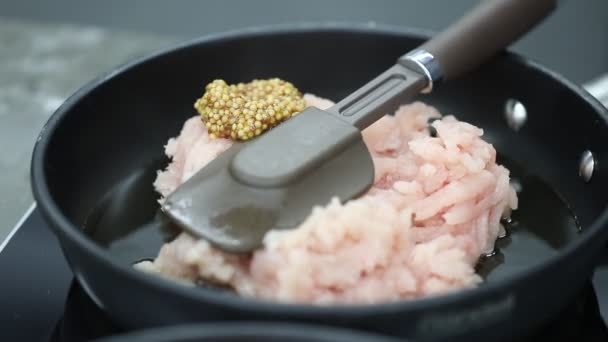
[142,94,518,305]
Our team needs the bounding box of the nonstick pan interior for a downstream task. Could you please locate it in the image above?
[32,25,608,340]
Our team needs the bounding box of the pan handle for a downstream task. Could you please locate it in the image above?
[400,0,557,90]
[585,73,608,108]
[583,76,608,264]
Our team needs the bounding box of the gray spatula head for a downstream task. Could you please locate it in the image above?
[162,107,375,253]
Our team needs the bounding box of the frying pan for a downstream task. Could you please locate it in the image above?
[31,21,608,342]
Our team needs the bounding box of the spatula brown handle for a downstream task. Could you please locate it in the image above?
[400,0,557,86]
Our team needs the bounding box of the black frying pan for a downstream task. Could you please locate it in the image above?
[31,22,608,342]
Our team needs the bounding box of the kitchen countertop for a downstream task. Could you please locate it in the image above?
[0,18,177,240]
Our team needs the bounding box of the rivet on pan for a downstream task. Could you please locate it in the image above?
[579,150,595,182]
[504,99,527,131]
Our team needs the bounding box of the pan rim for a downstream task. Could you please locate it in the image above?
[95,321,403,342]
[30,22,608,318]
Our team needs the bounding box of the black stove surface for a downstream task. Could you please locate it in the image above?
[2,208,607,342]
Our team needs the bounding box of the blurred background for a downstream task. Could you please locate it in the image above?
[3,0,608,83]
[1,0,607,235]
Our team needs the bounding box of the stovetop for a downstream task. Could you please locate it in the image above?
[2,207,607,341]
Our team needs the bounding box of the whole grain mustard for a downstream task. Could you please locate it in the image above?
[194,78,306,141]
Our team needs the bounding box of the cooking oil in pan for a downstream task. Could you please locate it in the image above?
[82,158,181,264]
[82,154,582,285]
[475,154,582,280]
